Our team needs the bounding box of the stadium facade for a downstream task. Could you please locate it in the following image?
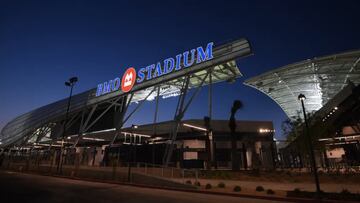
[3,37,358,170]
[0,38,277,169]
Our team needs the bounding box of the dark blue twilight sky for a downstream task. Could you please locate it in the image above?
[0,0,359,139]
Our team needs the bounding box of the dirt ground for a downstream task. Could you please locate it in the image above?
[177,170,360,197]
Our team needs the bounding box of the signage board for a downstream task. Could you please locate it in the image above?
[96,42,214,97]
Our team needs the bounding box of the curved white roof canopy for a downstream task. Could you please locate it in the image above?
[244,50,360,120]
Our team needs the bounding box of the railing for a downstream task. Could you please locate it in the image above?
[0,152,199,189]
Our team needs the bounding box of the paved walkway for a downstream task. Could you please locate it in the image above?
[0,171,287,203]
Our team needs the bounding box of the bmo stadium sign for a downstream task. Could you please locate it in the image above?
[96,42,214,97]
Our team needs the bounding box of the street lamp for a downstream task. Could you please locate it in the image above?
[298,94,321,195]
[57,76,78,173]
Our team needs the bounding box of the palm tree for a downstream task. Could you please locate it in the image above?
[229,100,243,170]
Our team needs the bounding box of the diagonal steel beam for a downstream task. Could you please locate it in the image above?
[82,104,98,132]
[110,95,132,145]
[181,71,210,115]
[83,97,122,132]
[163,76,191,165]
[122,87,156,125]
[153,86,161,136]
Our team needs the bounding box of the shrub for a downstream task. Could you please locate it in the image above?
[250,169,260,177]
[205,183,212,189]
[341,189,351,195]
[293,188,301,193]
[256,186,265,192]
[194,181,201,186]
[267,189,275,195]
[233,186,242,192]
[220,171,231,179]
[218,182,226,188]
[185,180,192,185]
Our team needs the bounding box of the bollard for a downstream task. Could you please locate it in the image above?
[112,162,116,180]
[195,169,198,184]
[182,169,185,184]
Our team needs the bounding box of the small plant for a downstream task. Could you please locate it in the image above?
[250,169,260,177]
[218,182,226,188]
[205,183,212,189]
[293,188,301,193]
[194,181,201,186]
[341,189,351,195]
[267,189,275,195]
[256,186,264,192]
[233,185,242,192]
[185,180,192,185]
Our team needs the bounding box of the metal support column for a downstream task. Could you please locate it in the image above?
[163,72,210,166]
[163,76,190,166]
[206,70,215,169]
[111,88,155,145]
[152,86,161,164]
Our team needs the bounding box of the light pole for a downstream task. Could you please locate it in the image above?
[298,94,321,195]
[57,77,78,174]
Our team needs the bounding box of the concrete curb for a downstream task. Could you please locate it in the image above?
[2,170,355,203]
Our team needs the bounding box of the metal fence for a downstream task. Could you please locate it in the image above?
[0,151,198,189]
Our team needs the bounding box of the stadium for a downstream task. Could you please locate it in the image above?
[1,37,359,171]
[0,38,277,170]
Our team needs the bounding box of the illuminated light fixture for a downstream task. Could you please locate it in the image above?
[318,138,333,141]
[35,143,62,147]
[319,134,360,141]
[56,141,71,144]
[82,137,105,141]
[326,141,358,146]
[259,128,275,133]
[66,134,78,138]
[67,137,71,139]
[183,123,207,131]
[298,94,306,101]
[334,107,338,110]
[162,92,181,99]
[150,136,163,141]
[82,128,116,136]
[120,132,151,137]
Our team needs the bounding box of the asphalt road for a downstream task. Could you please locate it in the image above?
[0,171,288,203]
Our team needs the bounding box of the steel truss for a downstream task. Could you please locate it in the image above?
[163,71,211,166]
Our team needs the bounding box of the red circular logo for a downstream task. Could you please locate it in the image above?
[121,67,136,92]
